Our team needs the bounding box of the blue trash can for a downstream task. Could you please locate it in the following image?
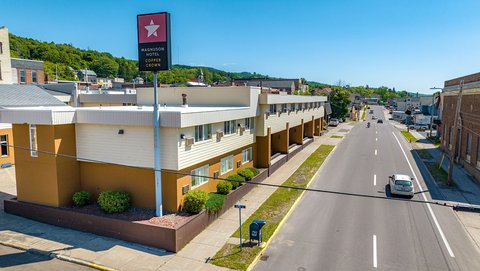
[250,219,267,245]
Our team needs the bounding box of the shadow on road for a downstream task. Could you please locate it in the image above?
[0,250,51,268]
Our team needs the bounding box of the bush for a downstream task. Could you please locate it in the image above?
[97,191,131,213]
[226,174,245,189]
[72,191,91,207]
[237,169,254,181]
[183,190,208,213]
[205,193,226,213]
[247,167,260,176]
[217,181,232,195]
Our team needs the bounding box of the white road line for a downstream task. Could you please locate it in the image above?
[374,174,377,186]
[392,132,455,258]
[373,235,377,268]
[376,131,378,134]
[376,138,378,141]
[375,149,377,156]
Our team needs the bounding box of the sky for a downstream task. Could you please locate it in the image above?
[1,0,479,94]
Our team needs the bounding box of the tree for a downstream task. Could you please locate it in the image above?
[329,87,351,120]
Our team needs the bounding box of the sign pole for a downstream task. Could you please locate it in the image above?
[234,201,246,250]
[153,71,162,217]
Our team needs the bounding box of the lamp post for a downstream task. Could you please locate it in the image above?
[429,87,442,138]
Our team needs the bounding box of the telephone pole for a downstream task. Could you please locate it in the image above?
[429,87,442,138]
[447,80,464,186]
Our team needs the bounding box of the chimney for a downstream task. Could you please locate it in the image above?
[181,93,188,108]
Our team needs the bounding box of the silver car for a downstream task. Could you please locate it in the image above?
[389,174,415,197]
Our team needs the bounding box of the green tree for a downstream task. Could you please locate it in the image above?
[329,87,351,119]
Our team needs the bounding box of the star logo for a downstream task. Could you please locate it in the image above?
[145,20,160,38]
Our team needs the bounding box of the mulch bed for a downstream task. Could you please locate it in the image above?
[63,204,194,229]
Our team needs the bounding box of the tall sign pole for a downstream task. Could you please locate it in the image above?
[137,12,172,217]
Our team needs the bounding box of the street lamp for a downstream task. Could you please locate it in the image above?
[429,87,443,138]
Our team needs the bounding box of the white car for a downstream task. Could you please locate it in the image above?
[389,174,415,197]
[329,119,339,126]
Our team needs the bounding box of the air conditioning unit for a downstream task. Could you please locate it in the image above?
[185,137,194,147]
[216,131,224,139]
[213,171,219,179]
[182,184,190,195]
[237,160,242,168]
[240,127,246,133]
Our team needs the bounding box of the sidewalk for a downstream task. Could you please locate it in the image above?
[0,123,353,271]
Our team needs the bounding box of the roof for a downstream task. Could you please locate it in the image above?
[0,84,66,107]
[395,174,412,181]
[10,58,44,70]
[78,70,97,76]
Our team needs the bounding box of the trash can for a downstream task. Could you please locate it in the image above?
[250,219,267,245]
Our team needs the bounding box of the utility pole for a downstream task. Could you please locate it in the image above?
[429,87,442,138]
[447,80,464,186]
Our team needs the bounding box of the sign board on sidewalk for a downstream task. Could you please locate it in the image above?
[137,12,171,71]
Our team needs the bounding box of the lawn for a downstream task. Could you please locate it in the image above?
[330,135,343,139]
[416,148,433,160]
[210,144,335,270]
[401,130,417,142]
[425,162,456,187]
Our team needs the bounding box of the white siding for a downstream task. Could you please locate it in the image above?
[259,106,325,136]
[76,124,179,170]
[177,120,255,170]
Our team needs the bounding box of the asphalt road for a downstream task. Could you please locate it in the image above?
[254,105,480,271]
[0,244,93,270]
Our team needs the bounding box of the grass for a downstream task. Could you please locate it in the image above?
[425,162,456,187]
[210,144,335,270]
[330,135,343,139]
[416,148,433,160]
[205,193,226,213]
[401,130,418,142]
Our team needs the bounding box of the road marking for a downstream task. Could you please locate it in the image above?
[373,235,377,268]
[376,137,378,141]
[392,132,455,258]
[376,131,378,134]
[375,149,377,156]
[374,174,377,186]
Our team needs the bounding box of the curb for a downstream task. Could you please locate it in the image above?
[452,204,480,213]
[0,241,115,271]
[247,144,338,271]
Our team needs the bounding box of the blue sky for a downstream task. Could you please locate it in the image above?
[2,0,479,93]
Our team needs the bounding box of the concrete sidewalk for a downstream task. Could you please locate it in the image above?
[0,123,353,271]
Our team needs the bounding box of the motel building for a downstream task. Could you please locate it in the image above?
[0,86,328,212]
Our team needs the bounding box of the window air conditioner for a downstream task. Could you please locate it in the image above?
[216,131,224,139]
[185,137,194,146]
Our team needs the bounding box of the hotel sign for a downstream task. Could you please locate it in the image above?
[137,12,171,71]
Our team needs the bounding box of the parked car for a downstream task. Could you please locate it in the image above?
[329,118,339,126]
[377,119,383,123]
[372,116,377,120]
[369,110,374,114]
[389,174,415,197]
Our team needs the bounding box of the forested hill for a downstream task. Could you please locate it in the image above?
[8,34,272,84]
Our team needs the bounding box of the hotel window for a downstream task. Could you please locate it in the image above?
[32,70,37,83]
[290,103,295,111]
[194,124,211,142]
[281,104,287,112]
[20,69,26,83]
[242,147,253,164]
[191,164,209,188]
[269,104,277,113]
[298,103,303,110]
[245,117,254,130]
[29,124,38,157]
[224,120,237,135]
[0,135,8,157]
[220,155,234,175]
[466,133,472,162]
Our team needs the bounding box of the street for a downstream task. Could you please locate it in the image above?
[254,105,480,271]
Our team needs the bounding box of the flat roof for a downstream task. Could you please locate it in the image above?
[76,105,250,114]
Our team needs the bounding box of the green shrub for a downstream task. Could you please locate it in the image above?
[72,191,91,207]
[247,167,260,176]
[206,193,226,213]
[237,169,254,181]
[183,190,208,213]
[217,181,232,195]
[226,174,245,189]
[97,191,131,213]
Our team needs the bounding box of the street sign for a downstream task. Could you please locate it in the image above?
[137,12,171,72]
[234,203,246,209]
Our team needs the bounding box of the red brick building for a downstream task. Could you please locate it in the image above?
[11,58,45,84]
[440,72,480,182]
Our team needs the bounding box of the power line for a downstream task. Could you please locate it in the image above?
[1,142,453,208]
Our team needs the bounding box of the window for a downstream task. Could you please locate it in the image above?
[466,133,472,162]
[290,103,295,111]
[0,42,2,54]
[20,69,26,83]
[449,127,453,150]
[298,103,303,110]
[281,104,287,112]
[269,104,277,113]
[0,135,8,157]
[224,120,237,135]
[194,124,211,142]
[32,70,37,83]
[245,117,255,130]
[29,125,38,157]
[242,147,253,164]
[191,165,209,188]
[220,156,234,175]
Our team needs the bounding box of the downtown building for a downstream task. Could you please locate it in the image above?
[0,86,328,212]
[440,72,480,182]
